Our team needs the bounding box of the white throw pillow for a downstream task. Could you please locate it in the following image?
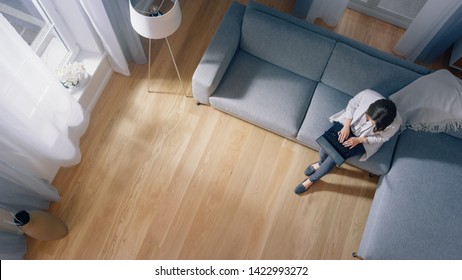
[390,69,462,133]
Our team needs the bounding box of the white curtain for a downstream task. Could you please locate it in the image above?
[0,14,89,181]
[1,13,80,259]
[78,0,147,76]
[306,0,349,27]
[79,0,130,76]
[394,0,462,61]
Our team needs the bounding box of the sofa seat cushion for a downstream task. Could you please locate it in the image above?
[322,43,424,97]
[209,50,317,138]
[296,83,398,175]
[296,83,349,148]
[358,130,462,259]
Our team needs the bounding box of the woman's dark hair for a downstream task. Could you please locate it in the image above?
[366,99,397,132]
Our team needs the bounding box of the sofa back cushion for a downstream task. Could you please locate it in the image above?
[240,8,335,81]
[321,43,426,97]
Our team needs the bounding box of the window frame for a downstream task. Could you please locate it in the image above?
[1,0,80,69]
[34,0,80,67]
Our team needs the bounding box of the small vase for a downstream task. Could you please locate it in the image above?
[14,210,68,241]
[62,80,80,89]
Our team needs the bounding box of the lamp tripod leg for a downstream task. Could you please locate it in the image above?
[148,38,153,93]
[165,37,189,97]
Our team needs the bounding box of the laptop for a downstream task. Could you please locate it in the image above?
[316,123,355,167]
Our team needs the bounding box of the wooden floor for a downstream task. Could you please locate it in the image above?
[25,0,446,259]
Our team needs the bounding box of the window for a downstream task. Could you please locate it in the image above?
[349,0,428,29]
[0,0,79,71]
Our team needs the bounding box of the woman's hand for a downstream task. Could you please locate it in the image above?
[338,118,352,143]
[338,127,349,143]
[343,137,366,149]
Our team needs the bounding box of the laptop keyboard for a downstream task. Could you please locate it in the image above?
[323,129,354,158]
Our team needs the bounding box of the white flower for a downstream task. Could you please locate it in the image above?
[55,62,86,88]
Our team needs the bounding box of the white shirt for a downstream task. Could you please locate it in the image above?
[351,113,374,137]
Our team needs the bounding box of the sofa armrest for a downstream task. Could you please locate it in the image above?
[192,2,245,104]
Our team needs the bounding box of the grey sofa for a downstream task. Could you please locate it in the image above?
[357,129,462,259]
[192,1,462,259]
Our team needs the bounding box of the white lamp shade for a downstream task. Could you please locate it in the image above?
[129,0,182,39]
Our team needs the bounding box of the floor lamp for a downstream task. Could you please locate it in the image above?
[129,0,187,96]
